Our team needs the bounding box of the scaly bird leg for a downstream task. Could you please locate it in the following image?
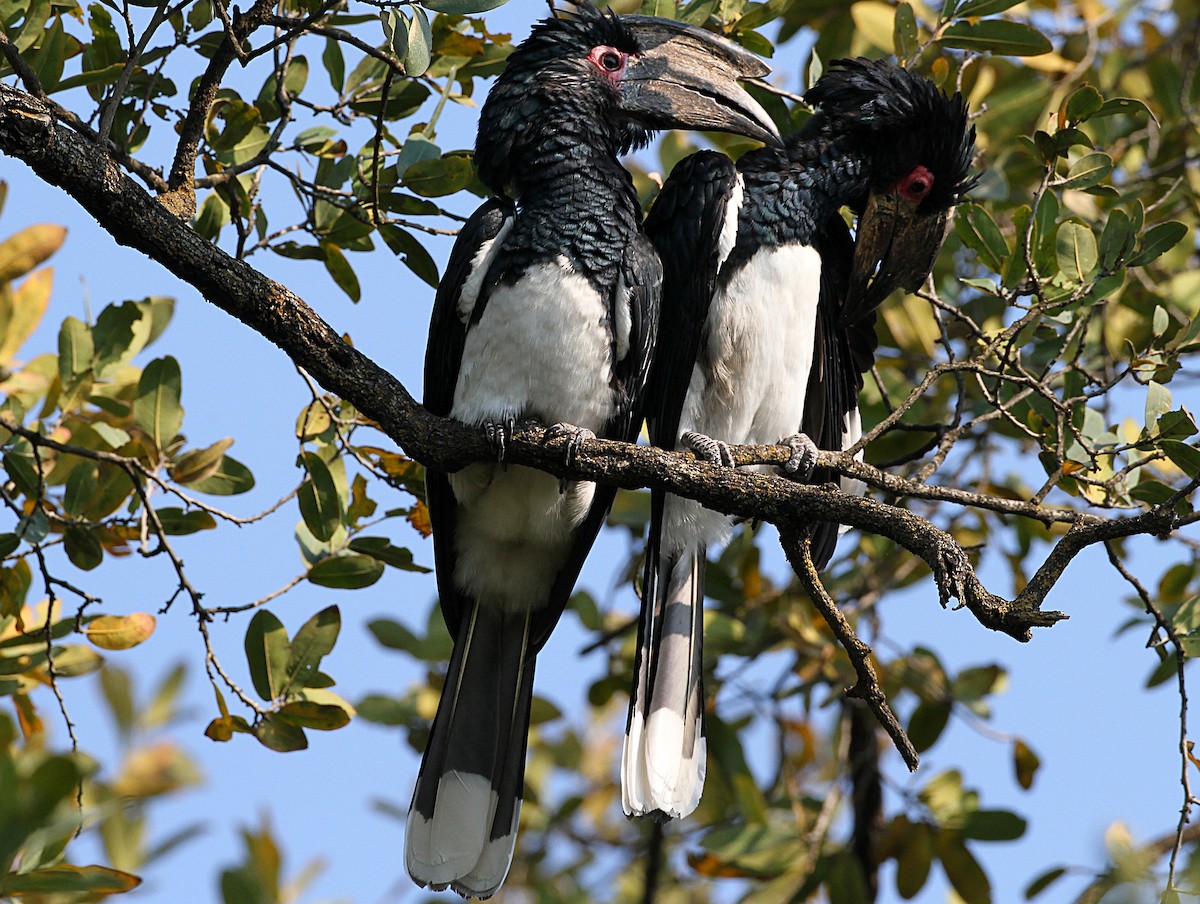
[779,433,819,480]
[682,431,735,468]
[483,416,518,465]
[545,422,596,493]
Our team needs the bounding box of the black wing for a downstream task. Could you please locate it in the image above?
[642,150,741,451]
[424,198,514,639]
[538,232,663,653]
[802,211,880,568]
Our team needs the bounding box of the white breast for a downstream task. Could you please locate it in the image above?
[447,258,617,612]
[665,243,823,555]
[451,258,617,432]
[681,243,822,447]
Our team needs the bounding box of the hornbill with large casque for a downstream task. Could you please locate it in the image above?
[406,5,780,897]
[623,58,976,822]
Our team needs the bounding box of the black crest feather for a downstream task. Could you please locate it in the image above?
[803,58,977,206]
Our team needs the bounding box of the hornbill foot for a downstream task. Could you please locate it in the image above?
[682,431,735,468]
[780,433,819,479]
[545,422,596,492]
[483,416,517,464]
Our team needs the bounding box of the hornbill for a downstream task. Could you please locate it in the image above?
[622,58,975,821]
[406,5,779,897]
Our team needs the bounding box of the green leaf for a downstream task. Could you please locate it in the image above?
[961,809,1027,841]
[1055,221,1097,282]
[0,864,141,895]
[402,155,474,197]
[156,504,217,533]
[187,454,255,496]
[244,610,291,701]
[366,617,451,661]
[134,356,183,452]
[1064,85,1104,123]
[1152,305,1170,338]
[355,694,409,725]
[1092,97,1153,120]
[939,20,1052,56]
[321,37,345,93]
[284,605,340,692]
[378,225,440,288]
[57,316,94,384]
[1060,152,1112,190]
[952,0,1021,14]
[404,7,432,77]
[420,0,509,11]
[894,2,918,60]
[908,700,952,753]
[705,712,767,823]
[1145,382,1172,432]
[64,525,104,571]
[307,554,385,589]
[48,644,103,677]
[173,437,235,485]
[1099,208,1134,269]
[936,833,991,903]
[1156,409,1198,441]
[1126,221,1188,267]
[896,821,935,898]
[1024,867,1066,899]
[955,204,1008,273]
[1013,738,1040,790]
[254,715,308,752]
[347,537,432,573]
[92,300,143,378]
[320,242,361,303]
[297,453,342,542]
[276,700,350,731]
[1161,441,1200,478]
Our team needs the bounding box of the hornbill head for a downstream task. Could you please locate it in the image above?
[803,58,977,317]
[476,3,780,195]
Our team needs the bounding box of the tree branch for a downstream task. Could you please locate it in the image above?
[10,81,1191,652]
[782,530,919,771]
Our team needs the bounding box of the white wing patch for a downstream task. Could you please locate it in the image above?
[716,174,745,273]
[456,214,515,324]
[614,271,631,363]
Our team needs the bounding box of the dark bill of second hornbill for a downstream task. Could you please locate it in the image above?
[405,5,779,898]
[623,58,976,821]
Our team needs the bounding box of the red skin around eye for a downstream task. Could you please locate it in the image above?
[587,45,627,81]
[897,164,936,203]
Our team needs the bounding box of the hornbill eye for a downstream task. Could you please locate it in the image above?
[898,165,935,203]
[588,45,627,76]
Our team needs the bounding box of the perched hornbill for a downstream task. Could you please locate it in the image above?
[623,58,975,820]
[406,5,779,897]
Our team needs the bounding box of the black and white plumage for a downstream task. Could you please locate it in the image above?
[622,58,975,820]
[406,6,779,897]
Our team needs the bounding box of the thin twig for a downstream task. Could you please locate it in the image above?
[782,530,919,772]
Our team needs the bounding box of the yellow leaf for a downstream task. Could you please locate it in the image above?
[85,612,157,650]
[0,268,53,364]
[850,1,895,53]
[407,501,432,538]
[0,224,66,284]
[1023,52,1075,73]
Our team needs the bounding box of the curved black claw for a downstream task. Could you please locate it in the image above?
[545,422,596,493]
[780,432,819,479]
[683,431,736,468]
[483,416,517,464]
